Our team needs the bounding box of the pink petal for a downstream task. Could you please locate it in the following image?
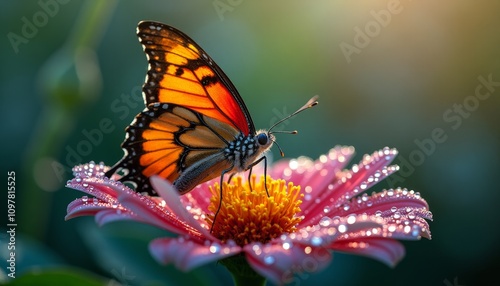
[274,146,355,189]
[299,148,399,227]
[179,180,215,213]
[331,237,406,267]
[334,188,430,217]
[117,190,204,239]
[150,176,216,240]
[244,242,332,285]
[149,237,241,271]
[65,197,115,220]
[283,214,384,248]
[94,209,137,226]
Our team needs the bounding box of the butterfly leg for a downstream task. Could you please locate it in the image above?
[247,156,269,197]
[211,165,234,233]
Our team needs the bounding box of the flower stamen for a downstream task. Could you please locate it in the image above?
[207,175,303,246]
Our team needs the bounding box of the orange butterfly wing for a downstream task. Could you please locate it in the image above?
[137,21,255,135]
[106,22,257,195]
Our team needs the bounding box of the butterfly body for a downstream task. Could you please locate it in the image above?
[106,21,315,196]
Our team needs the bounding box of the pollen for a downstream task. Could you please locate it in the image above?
[206,175,303,246]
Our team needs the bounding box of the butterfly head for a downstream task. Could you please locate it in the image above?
[255,130,275,152]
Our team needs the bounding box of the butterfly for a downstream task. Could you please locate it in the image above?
[106,21,317,198]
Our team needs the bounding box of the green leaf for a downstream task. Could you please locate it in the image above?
[4,268,106,286]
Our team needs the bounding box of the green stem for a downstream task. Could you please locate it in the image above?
[220,255,266,286]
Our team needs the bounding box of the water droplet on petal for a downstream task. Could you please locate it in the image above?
[209,243,221,254]
[343,204,350,211]
[408,212,416,220]
[391,206,397,212]
[393,212,401,219]
[304,246,312,254]
[375,210,382,217]
[412,225,421,236]
[388,225,396,232]
[347,215,356,224]
[264,255,275,265]
[361,193,368,201]
[323,206,330,213]
[338,224,347,233]
[352,165,359,173]
[319,217,331,227]
[311,236,323,246]
[252,244,262,255]
[282,242,292,250]
[82,196,88,202]
[366,201,373,207]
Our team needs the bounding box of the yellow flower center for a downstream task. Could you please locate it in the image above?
[206,175,303,246]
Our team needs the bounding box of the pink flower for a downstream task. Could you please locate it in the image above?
[66,146,432,284]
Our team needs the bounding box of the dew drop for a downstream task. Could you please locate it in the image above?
[388,225,396,232]
[412,225,421,237]
[390,206,397,213]
[408,212,416,220]
[252,244,262,255]
[366,201,373,207]
[82,196,88,202]
[209,243,221,254]
[404,225,411,233]
[360,183,367,190]
[342,204,350,211]
[338,224,347,233]
[387,190,394,196]
[319,216,331,227]
[375,210,382,217]
[393,212,401,219]
[361,193,368,201]
[282,242,292,250]
[304,246,312,254]
[311,236,323,246]
[82,183,89,188]
[347,215,357,224]
[264,255,275,265]
[75,177,82,183]
[323,206,330,213]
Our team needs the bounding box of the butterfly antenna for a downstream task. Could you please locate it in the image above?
[271,138,285,157]
[268,95,318,133]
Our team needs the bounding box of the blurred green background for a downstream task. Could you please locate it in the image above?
[1,0,499,285]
